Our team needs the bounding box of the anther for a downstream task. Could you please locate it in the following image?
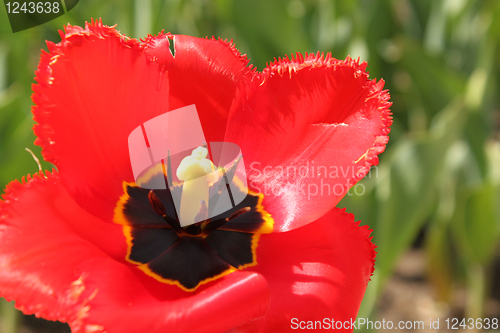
[203,207,251,234]
[148,190,183,234]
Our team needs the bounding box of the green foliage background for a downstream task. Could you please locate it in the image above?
[0,0,499,331]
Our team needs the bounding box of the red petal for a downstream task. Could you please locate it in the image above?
[226,55,392,231]
[0,172,127,325]
[0,172,270,332]
[143,33,254,142]
[33,20,170,220]
[240,207,376,332]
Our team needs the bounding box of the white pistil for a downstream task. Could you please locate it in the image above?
[176,146,219,227]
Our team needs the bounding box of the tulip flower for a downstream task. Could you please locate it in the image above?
[0,19,391,332]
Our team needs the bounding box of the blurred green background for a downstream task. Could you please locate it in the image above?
[0,0,499,332]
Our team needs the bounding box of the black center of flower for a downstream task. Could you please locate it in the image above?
[114,162,273,291]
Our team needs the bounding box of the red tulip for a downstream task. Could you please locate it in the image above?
[0,19,391,332]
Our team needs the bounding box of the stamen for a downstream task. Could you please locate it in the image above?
[223,155,243,186]
[148,190,183,233]
[228,207,251,221]
[203,207,251,234]
[148,190,166,216]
